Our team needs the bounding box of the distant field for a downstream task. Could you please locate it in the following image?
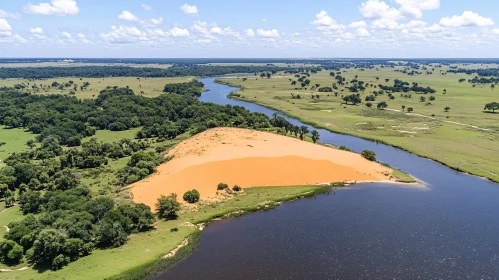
[0,76,194,99]
[201,62,320,68]
[219,65,499,182]
[0,62,172,68]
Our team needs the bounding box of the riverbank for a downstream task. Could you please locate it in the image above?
[130,127,404,208]
[216,78,499,184]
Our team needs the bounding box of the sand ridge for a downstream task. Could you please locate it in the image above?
[130,128,394,208]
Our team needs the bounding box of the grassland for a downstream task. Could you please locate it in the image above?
[0,185,329,279]
[0,127,36,166]
[0,76,194,99]
[219,66,499,182]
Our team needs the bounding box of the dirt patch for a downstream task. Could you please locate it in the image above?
[130,128,393,209]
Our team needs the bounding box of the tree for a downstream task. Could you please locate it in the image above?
[217,183,229,190]
[361,150,377,161]
[366,102,373,108]
[232,185,242,192]
[407,107,414,113]
[429,96,436,101]
[311,130,320,144]
[420,96,426,102]
[30,229,66,266]
[26,139,36,149]
[19,190,42,214]
[402,105,406,112]
[484,102,499,113]
[291,81,296,86]
[156,193,180,219]
[0,240,24,264]
[491,84,495,90]
[377,101,388,110]
[299,126,309,141]
[385,79,390,83]
[444,106,450,112]
[183,189,200,203]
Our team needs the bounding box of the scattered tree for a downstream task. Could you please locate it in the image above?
[156,193,180,219]
[361,150,377,161]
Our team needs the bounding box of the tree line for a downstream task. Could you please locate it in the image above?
[0,65,296,79]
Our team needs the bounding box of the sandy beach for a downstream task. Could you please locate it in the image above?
[130,128,394,208]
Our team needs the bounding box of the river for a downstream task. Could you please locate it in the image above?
[156,77,499,279]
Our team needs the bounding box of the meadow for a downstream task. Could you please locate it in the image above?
[219,65,499,182]
[0,76,194,99]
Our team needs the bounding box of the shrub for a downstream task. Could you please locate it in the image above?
[217,183,228,190]
[232,185,242,192]
[365,102,372,108]
[338,146,353,152]
[183,189,200,204]
[361,150,377,161]
[156,194,180,219]
[171,227,179,232]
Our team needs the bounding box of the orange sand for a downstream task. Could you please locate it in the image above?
[130,128,393,208]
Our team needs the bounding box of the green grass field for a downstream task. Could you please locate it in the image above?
[219,65,499,182]
[0,76,194,99]
[0,185,328,279]
[0,127,36,166]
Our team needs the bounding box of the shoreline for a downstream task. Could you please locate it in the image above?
[214,78,499,184]
[107,185,332,280]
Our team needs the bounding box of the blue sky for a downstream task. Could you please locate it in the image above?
[1,0,499,58]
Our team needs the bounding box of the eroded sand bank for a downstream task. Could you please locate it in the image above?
[130,128,393,208]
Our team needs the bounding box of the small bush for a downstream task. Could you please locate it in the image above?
[338,146,353,152]
[183,189,200,204]
[171,228,178,232]
[217,183,228,190]
[232,185,242,192]
[361,150,377,161]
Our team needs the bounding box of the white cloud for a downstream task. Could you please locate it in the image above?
[77,33,85,39]
[355,28,370,37]
[245,29,255,37]
[142,4,153,11]
[262,18,267,22]
[118,11,139,22]
[427,24,443,33]
[0,31,12,37]
[169,27,190,37]
[491,28,499,35]
[100,25,148,44]
[190,21,211,37]
[60,31,72,39]
[180,4,198,16]
[149,17,163,25]
[30,27,44,34]
[360,0,402,20]
[24,0,79,16]
[371,18,401,30]
[140,17,163,27]
[0,9,20,19]
[440,11,494,27]
[256,28,279,38]
[0,19,12,31]
[348,21,367,28]
[311,11,345,33]
[395,0,439,18]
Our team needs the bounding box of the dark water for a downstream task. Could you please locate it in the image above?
[157,77,499,279]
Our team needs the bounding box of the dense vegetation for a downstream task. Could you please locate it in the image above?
[163,80,204,97]
[378,79,436,94]
[0,81,275,270]
[0,66,294,79]
[447,68,499,77]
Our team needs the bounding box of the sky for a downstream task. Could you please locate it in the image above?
[1,0,499,58]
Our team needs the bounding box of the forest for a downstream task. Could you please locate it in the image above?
[0,81,274,270]
[0,65,294,79]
